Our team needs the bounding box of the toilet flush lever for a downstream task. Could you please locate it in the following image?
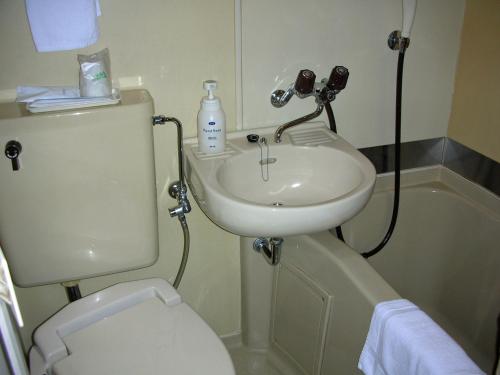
[4,141,22,171]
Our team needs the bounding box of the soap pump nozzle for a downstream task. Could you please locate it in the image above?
[203,80,217,100]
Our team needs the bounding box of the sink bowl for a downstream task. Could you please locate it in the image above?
[184,122,376,237]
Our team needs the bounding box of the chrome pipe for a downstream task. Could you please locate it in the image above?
[166,117,185,188]
[253,237,283,266]
[152,115,191,217]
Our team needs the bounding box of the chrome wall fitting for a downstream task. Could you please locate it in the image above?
[387,30,410,51]
[168,180,191,218]
[271,87,295,108]
[253,237,283,265]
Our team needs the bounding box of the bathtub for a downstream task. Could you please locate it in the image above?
[341,166,500,373]
[236,166,499,375]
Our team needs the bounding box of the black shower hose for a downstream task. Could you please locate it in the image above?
[329,49,405,259]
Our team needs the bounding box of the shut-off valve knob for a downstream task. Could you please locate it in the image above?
[5,140,22,171]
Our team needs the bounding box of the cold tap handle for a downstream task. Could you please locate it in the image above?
[294,69,316,95]
[327,66,349,91]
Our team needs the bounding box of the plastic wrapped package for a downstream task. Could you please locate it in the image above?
[78,48,112,97]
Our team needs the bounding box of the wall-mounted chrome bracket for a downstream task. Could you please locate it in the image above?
[253,237,283,266]
[387,30,410,52]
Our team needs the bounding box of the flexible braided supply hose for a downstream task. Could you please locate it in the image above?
[173,214,190,289]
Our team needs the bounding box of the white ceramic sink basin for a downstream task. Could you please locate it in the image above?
[184,122,376,237]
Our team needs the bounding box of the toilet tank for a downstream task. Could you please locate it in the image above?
[0,90,159,287]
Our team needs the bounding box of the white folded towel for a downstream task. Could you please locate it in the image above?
[16,86,81,103]
[358,299,485,375]
[25,0,101,52]
[16,86,120,113]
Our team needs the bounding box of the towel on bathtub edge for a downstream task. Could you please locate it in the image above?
[358,299,485,375]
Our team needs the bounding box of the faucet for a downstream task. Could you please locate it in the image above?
[271,66,349,143]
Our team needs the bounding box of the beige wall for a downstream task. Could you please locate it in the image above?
[448,0,500,163]
[0,0,240,348]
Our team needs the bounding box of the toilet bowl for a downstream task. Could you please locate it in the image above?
[29,278,235,375]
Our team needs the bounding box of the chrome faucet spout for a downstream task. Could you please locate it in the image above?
[273,104,324,143]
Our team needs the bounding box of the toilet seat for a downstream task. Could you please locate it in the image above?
[29,279,235,375]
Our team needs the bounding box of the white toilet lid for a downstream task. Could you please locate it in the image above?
[50,297,234,375]
[30,279,234,375]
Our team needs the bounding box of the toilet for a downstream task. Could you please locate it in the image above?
[0,90,235,375]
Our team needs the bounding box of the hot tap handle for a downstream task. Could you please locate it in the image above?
[294,69,316,95]
[327,66,349,90]
[327,66,349,91]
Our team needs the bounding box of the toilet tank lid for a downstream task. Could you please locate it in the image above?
[32,278,181,369]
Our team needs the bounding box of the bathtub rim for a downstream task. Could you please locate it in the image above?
[372,165,500,219]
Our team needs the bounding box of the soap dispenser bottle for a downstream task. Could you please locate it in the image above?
[197,80,226,154]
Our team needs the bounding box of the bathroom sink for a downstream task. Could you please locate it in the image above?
[184,122,376,237]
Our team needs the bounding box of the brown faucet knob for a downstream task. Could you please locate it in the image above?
[327,66,349,91]
[294,69,316,95]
